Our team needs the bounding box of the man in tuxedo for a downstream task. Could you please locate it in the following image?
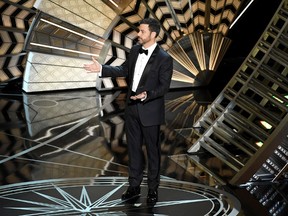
[84,18,173,204]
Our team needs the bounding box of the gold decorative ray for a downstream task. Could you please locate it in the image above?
[209,33,231,70]
[168,42,199,76]
[189,32,206,71]
[172,70,195,83]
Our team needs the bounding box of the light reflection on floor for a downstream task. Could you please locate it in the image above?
[0,88,243,215]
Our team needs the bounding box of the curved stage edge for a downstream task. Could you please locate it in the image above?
[0,176,240,216]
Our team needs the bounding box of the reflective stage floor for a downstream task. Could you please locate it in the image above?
[0,87,282,215]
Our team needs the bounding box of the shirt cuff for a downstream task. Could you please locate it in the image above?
[141,92,147,101]
[98,64,103,77]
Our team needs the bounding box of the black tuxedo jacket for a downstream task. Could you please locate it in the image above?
[101,44,173,126]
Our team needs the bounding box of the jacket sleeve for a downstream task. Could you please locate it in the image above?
[101,45,139,78]
[101,62,128,78]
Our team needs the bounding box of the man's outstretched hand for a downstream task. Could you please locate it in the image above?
[83,56,101,72]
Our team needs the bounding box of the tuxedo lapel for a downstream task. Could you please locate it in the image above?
[130,48,139,78]
[136,45,160,93]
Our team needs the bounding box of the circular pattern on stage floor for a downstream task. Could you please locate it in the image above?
[0,177,240,215]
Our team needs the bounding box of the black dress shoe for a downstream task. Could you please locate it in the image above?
[121,186,141,201]
[147,189,158,204]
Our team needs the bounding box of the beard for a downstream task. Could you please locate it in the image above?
[137,37,144,45]
[137,34,151,45]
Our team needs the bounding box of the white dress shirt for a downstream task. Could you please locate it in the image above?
[132,43,157,92]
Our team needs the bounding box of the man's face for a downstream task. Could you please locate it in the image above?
[137,24,153,45]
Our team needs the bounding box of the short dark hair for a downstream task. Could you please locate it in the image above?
[140,18,160,37]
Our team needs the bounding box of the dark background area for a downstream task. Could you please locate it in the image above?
[208,0,282,98]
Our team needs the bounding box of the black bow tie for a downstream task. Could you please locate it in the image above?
[139,47,148,55]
